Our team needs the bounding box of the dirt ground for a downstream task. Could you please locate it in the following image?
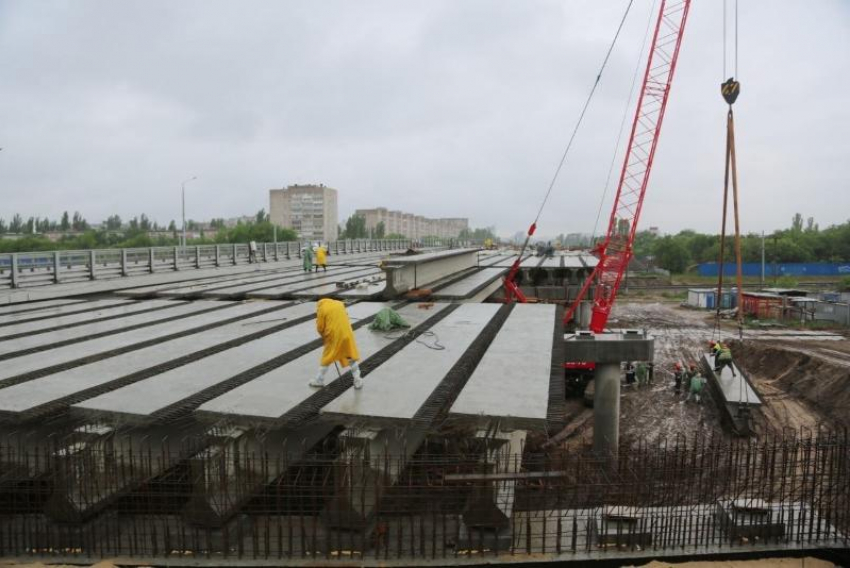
[553,302,850,448]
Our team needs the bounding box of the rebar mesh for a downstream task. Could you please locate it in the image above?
[0,429,847,562]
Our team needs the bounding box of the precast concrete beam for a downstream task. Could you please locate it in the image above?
[183,423,335,527]
[322,427,427,531]
[461,429,527,533]
[45,422,208,523]
[381,248,480,298]
[563,330,654,363]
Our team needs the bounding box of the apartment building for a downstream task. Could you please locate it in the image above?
[354,207,468,240]
[269,184,338,241]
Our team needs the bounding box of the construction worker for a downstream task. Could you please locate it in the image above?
[315,243,327,272]
[309,299,363,389]
[673,362,684,394]
[711,341,723,357]
[647,361,655,384]
[302,244,313,272]
[636,362,648,387]
[686,371,707,404]
[714,343,736,377]
[624,362,636,386]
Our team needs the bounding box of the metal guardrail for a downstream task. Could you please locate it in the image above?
[0,239,421,289]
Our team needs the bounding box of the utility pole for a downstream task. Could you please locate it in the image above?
[181,176,197,249]
[761,231,766,287]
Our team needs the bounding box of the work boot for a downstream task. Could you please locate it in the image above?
[309,377,325,388]
[352,364,363,389]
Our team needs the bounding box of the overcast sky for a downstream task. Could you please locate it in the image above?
[1,1,848,238]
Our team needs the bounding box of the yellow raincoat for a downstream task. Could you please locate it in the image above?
[315,246,327,267]
[316,299,359,367]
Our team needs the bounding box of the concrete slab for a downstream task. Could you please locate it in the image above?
[705,353,760,404]
[115,269,287,298]
[72,302,387,421]
[477,254,511,267]
[0,298,132,327]
[196,303,450,422]
[0,302,315,416]
[322,303,501,422]
[539,257,562,269]
[0,260,304,305]
[155,267,309,298]
[291,269,383,298]
[246,268,379,299]
[563,255,586,269]
[432,267,508,300]
[582,255,599,268]
[209,266,376,299]
[450,304,555,426]
[0,298,92,321]
[0,298,88,317]
[0,299,174,338]
[0,301,273,385]
[0,300,207,357]
[336,279,386,299]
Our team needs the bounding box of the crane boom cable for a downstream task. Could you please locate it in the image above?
[504,0,637,302]
[563,0,693,329]
[531,0,636,228]
[592,0,659,243]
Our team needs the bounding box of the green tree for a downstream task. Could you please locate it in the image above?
[342,215,367,239]
[791,212,804,233]
[375,221,386,239]
[9,213,23,233]
[71,211,87,231]
[653,236,691,273]
[60,211,70,231]
[105,215,122,230]
[0,218,7,233]
[255,209,267,223]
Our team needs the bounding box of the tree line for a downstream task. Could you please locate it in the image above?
[0,209,298,253]
[636,213,850,273]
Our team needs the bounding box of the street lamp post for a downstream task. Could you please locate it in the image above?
[181,176,197,249]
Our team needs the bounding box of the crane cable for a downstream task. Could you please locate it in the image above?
[517,0,636,257]
[714,0,744,345]
[591,0,658,243]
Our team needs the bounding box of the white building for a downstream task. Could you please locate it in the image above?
[269,184,339,241]
[354,207,468,239]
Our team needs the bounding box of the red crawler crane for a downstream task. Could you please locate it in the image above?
[563,0,692,332]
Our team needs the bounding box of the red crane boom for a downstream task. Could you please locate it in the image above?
[565,0,692,332]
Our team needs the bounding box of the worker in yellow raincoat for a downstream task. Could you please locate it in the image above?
[314,244,327,272]
[309,299,363,389]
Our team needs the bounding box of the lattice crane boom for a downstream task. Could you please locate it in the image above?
[565,0,692,332]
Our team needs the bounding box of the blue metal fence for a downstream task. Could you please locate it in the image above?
[698,262,850,277]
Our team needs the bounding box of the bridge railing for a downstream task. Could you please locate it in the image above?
[0,239,422,289]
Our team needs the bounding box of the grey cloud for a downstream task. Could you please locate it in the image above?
[0,0,847,237]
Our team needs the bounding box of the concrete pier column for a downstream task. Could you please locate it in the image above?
[593,363,621,457]
[564,330,654,465]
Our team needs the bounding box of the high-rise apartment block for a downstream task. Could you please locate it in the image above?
[269,184,338,241]
[354,208,468,240]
